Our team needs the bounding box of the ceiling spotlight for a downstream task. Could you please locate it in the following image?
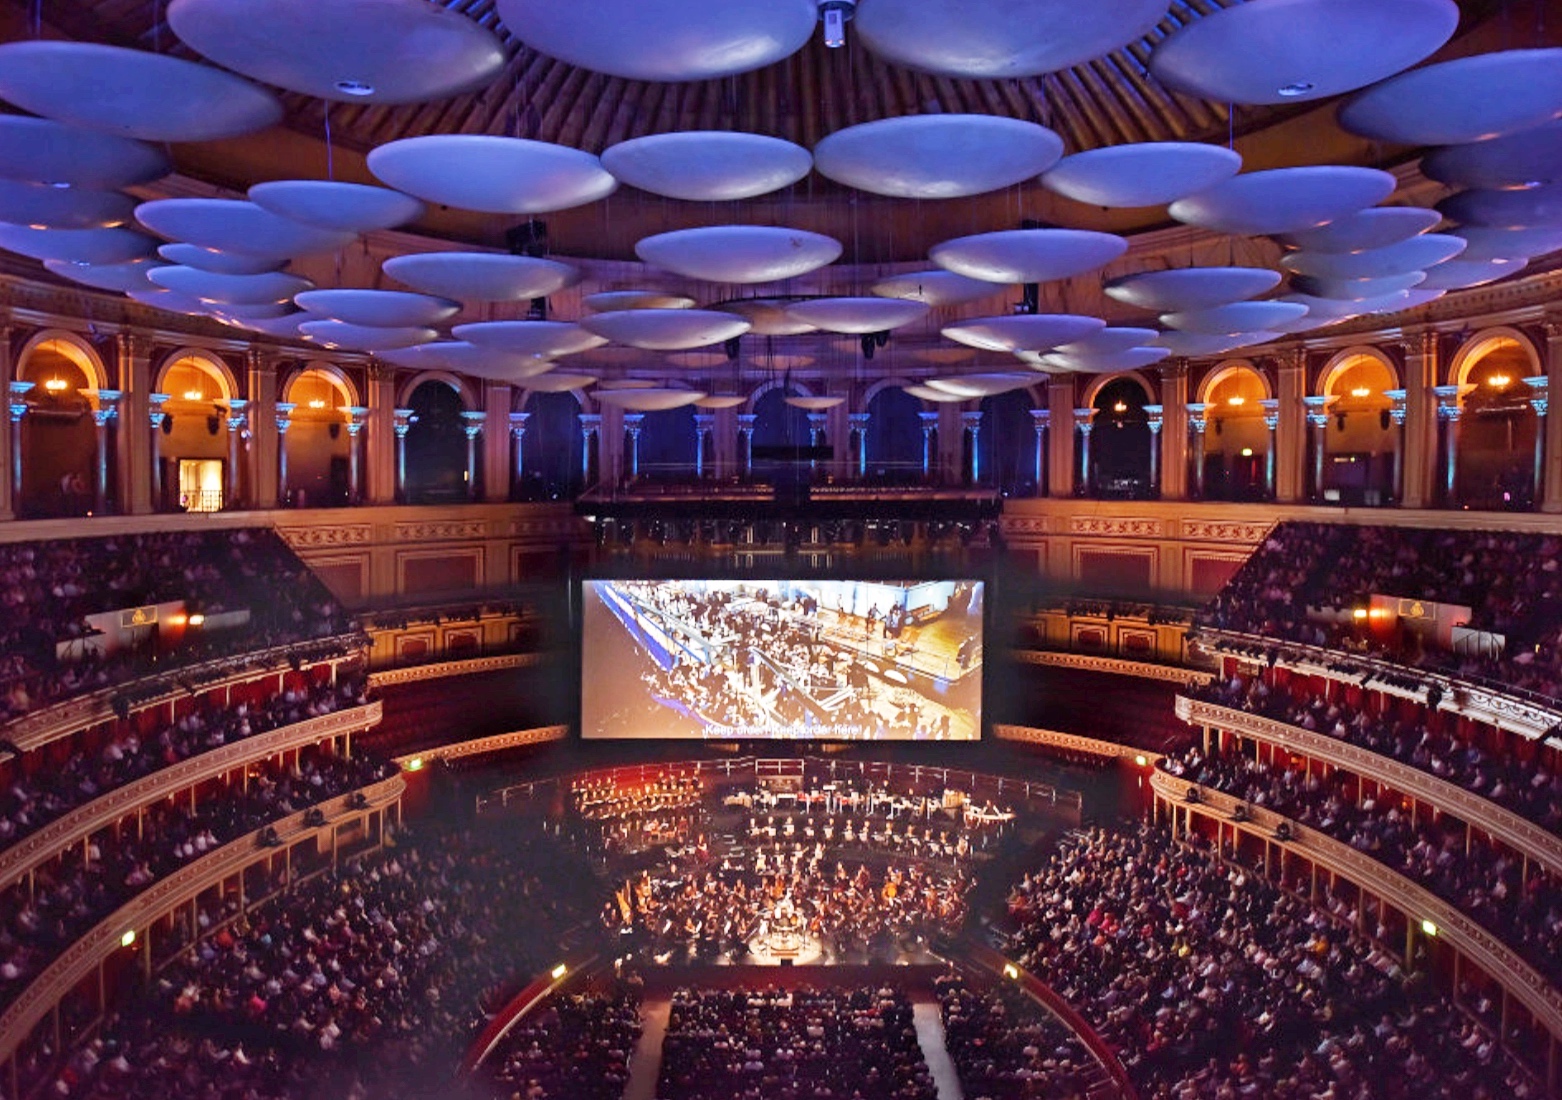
[818,0,856,48]
[334,79,375,97]
[45,181,71,190]
[1277,81,1315,98]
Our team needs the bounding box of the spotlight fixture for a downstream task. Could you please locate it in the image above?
[334,79,375,97]
[1277,81,1316,98]
[818,0,856,48]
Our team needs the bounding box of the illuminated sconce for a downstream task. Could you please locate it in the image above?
[1350,386,1371,398]
[551,962,568,980]
[1421,919,1438,937]
[407,757,423,772]
[1240,447,1254,457]
[187,613,206,626]
[308,398,327,410]
[1133,754,1148,767]
[1352,607,1369,620]
[1113,400,1128,414]
[1002,963,1020,980]
[1488,374,1512,388]
[43,377,68,394]
[1226,395,1245,406]
[120,929,136,948]
[183,389,204,402]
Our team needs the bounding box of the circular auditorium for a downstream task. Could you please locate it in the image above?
[1,2,1561,1098]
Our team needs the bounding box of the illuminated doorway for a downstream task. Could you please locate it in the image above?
[178,459,224,512]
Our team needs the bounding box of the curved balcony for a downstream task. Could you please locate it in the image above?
[0,702,383,891]
[1011,648,1215,687]
[368,651,544,689]
[0,771,404,1064]
[1148,768,1562,1039]
[1175,695,1562,880]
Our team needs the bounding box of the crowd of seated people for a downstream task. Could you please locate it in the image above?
[481,980,642,1100]
[35,821,595,1100]
[1160,741,1562,987]
[1192,673,1562,834]
[1197,522,1562,700]
[1007,824,1539,1099]
[0,672,370,852]
[0,529,354,723]
[934,972,1102,1100]
[656,985,937,1100]
[0,749,395,1013]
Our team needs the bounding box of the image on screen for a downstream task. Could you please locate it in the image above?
[581,579,984,740]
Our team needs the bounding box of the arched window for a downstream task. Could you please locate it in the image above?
[1454,336,1541,510]
[521,390,583,500]
[1200,364,1271,501]
[281,368,356,508]
[637,405,697,479]
[404,379,470,504]
[866,387,922,484]
[978,389,1035,496]
[1318,352,1398,506]
[16,339,99,517]
[1088,376,1153,499]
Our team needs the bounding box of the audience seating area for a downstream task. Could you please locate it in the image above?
[481,982,641,1100]
[935,972,1106,1100]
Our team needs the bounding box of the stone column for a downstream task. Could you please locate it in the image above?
[1144,404,1163,496]
[1303,395,1333,500]
[962,410,983,484]
[148,393,169,511]
[736,413,756,479]
[345,407,368,504]
[1260,398,1280,499]
[694,413,715,478]
[1047,377,1075,497]
[1384,389,1408,504]
[88,389,122,514]
[0,323,11,520]
[460,410,485,500]
[1186,402,1208,498]
[1433,384,1464,505]
[8,380,33,518]
[1525,376,1548,508]
[1276,350,1307,503]
[806,412,828,477]
[1074,407,1096,496]
[365,365,397,505]
[274,402,296,507]
[508,411,530,490]
[246,352,279,510]
[578,412,601,486]
[116,332,153,515]
[482,383,510,503]
[918,411,939,481]
[847,411,869,479]
[1544,320,1562,512]
[223,398,248,509]
[622,412,644,481]
[1029,408,1049,495]
[1158,361,1189,500]
[392,408,416,501]
[1401,329,1440,509]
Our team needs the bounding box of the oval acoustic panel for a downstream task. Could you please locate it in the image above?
[783,298,930,334]
[1291,271,1429,301]
[602,131,812,201]
[1168,166,1396,235]
[585,291,697,312]
[870,270,1005,306]
[1104,267,1281,312]
[1042,143,1241,207]
[298,320,437,351]
[1277,206,1442,253]
[595,388,707,411]
[294,289,461,327]
[784,395,847,411]
[0,41,282,142]
[1161,300,1310,335]
[712,298,818,336]
[128,287,216,316]
[136,199,356,257]
[1032,346,1170,373]
[694,395,747,409]
[157,243,283,275]
[930,229,1127,283]
[1422,121,1562,191]
[854,0,1168,79]
[904,385,970,404]
[383,252,578,302]
[0,117,170,189]
[453,321,608,359]
[925,373,1036,398]
[229,312,309,338]
[1153,330,1281,357]
[379,342,558,381]
[0,224,157,264]
[1452,226,1562,262]
[0,181,135,230]
[523,373,598,393]
[1339,49,1562,145]
[1416,258,1526,290]
[942,314,1105,352]
[579,309,751,351]
[1051,328,1162,358]
[814,115,1063,199]
[167,0,505,104]
[635,226,842,283]
[148,265,314,305]
[249,181,424,232]
[1279,234,1467,280]
[44,257,164,293]
[368,135,617,215]
[1437,184,1562,229]
[1151,0,1456,105]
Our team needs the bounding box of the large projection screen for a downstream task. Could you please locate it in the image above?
[581,579,984,740]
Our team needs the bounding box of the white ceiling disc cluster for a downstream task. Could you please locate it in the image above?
[0,117,170,190]
[299,320,437,351]
[1454,226,1562,262]
[1277,207,1441,253]
[1293,270,1428,300]
[1151,0,1457,105]
[0,42,281,143]
[1033,346,1170,373]
[167,0,505,104]
[926,373,1035,398]
[636,226,843,283]
[1278,292,1382,322]
[664,351,731,369]
[784,395,847,411]
[713,299,818,336]
[157,243,281,275]
[379,342,556,381]
[248,181,424,233]
[384,252,579,302]
[601,132,812,201]
[694,395,747,409]
[1041,143,1241,208]
[1339,49,1562,145]
[596,388,707,411]
[232,312,308,338]
[853,0,1169,78]
[149,266,313,305]
[1169,167,1396,235]
[1416,258,1525,290]
[1105,267,1281,312]
[942,314,1106,353]
[1052,328,1161,357]
[494,0,817,81]
[585,291,697,312]
[1162,301,1310,335]
[580,309,752,351]
[368,136,617,215]
[44,257,163,292]
[1438,184,1562,229]
[904,385,970,403]
[215,301,294,320]
[128,287,213,316]
[1154,330,1280,357]
[0,224,156,264]
[813,115,1063,199]
[870,270,1003,306]
[1422,121,1562,190]
[783,298,930,334]
[136,199,356,257]
[524,373,598,393]
[0,182,135,230]
[1279,234,1467,280]
[930,229,1127,284]
[453,321,608,358]
[294,289,461,328]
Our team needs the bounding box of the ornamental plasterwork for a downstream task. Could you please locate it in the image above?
[278,524,372,548]
[1067,516,1162,537]
[1179,520,1272,543]
[393,519,489,541]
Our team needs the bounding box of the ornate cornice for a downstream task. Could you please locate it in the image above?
[0,703,383,892]
[992,724,1158,761]
[276,524,373,548]
[1011,649,1213,686]
[0,771,404,1065]
[368,652,544,688]
[1067,516,1162,537]
[1150,768,1562,1037]
[393,519,490,541]
[391,724,567,767]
